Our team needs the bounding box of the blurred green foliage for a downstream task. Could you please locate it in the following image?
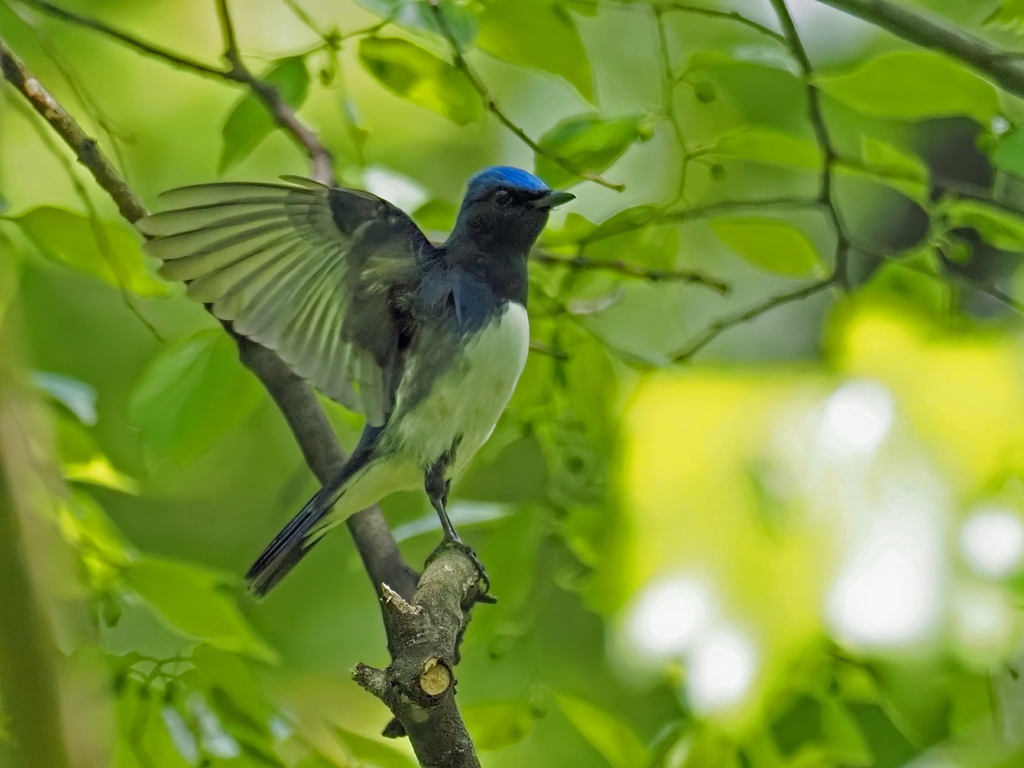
[4,0,1024,767]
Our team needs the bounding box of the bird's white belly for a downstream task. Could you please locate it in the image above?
[397,301,529,473]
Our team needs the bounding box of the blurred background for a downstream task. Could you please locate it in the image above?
[4,0,1024,766]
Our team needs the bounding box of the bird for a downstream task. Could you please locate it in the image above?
[136,166,574,597]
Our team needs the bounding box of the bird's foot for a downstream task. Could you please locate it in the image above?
[434,537,495,603]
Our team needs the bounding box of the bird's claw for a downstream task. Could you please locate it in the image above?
[444,537,493,600]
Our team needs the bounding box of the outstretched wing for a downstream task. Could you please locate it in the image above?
[137,178,429,426]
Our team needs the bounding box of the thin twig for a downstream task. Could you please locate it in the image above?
[655,8,691,203]
[215,0,335,184]
[532,250,730,294]
[17,0,227,79]
[770,0,848,287]
[425,0,624,192]
[650,3,788,45]
[528,340,569,360]
[673,276,836,362]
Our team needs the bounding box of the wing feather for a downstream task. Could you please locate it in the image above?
[139,179,428,424]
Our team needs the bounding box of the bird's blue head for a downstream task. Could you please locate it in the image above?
[447,166,574,256]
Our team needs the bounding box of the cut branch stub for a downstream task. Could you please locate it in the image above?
[352,542,486,768]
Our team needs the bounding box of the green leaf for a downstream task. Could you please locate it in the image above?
[555,694,649,768]
[821,697,872,767]
[358,37,480,125]
[477,0,594,102]
[864,246,948,316]
[462,701,535,750]
[836,137,930,206]
[13,206,166,296]
[584,205,659,244]
[815,51,1001,123]
[711,218,823,277]
[355,0,478,49]
[126,556,277,662]
[333,725,418,768]
[991,128,1024,177]
[986,0,1024,31]
[57,491,133,592]
[708,128,822,170]
[536,113,653,188]
[220,57,310,172]
[840,137,930,203]
[940,199,1024,252]
[55,412,139,494]
[128,329,263,466]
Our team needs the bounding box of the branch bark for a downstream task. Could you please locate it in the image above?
[815,0,1024,101]
[353,542,488,768]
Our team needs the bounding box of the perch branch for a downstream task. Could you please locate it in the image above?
[353,542,489,768]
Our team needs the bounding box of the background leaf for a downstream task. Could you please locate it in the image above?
[476,0,594,102]
[333,726,418,768]
[941,199,1024,251]
[14,206,166,296]
[555,694,649,768]
[126,556,277,662]
[220,57,310,172]
[815,51,1001,122]
[711,217,823,277]
[462,701,535,750]
[127,329,263,466]
[535,113,652,188]
[707,128,822,170]
[359,37,480,125]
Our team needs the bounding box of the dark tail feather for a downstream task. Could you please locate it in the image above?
[245,428,383,597]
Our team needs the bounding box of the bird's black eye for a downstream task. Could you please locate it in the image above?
[494,189,511,206]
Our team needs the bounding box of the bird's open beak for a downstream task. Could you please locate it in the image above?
[532,190,576,209]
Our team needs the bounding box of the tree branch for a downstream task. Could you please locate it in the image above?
[531,250,730,294]
[815,0,1024,102]
[425,0,624,192]
[673,275,836,362]
[353,542,489,768]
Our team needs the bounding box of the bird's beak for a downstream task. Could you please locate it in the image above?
[532,190,576,209]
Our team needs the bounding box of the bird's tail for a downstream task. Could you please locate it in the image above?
[245,428,382,597]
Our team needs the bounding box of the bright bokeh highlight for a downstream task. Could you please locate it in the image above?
[959,506,1024,577]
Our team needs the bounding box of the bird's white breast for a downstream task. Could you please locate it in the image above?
[397,301,530,472]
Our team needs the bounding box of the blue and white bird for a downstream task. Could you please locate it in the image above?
[137,166,574,596]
